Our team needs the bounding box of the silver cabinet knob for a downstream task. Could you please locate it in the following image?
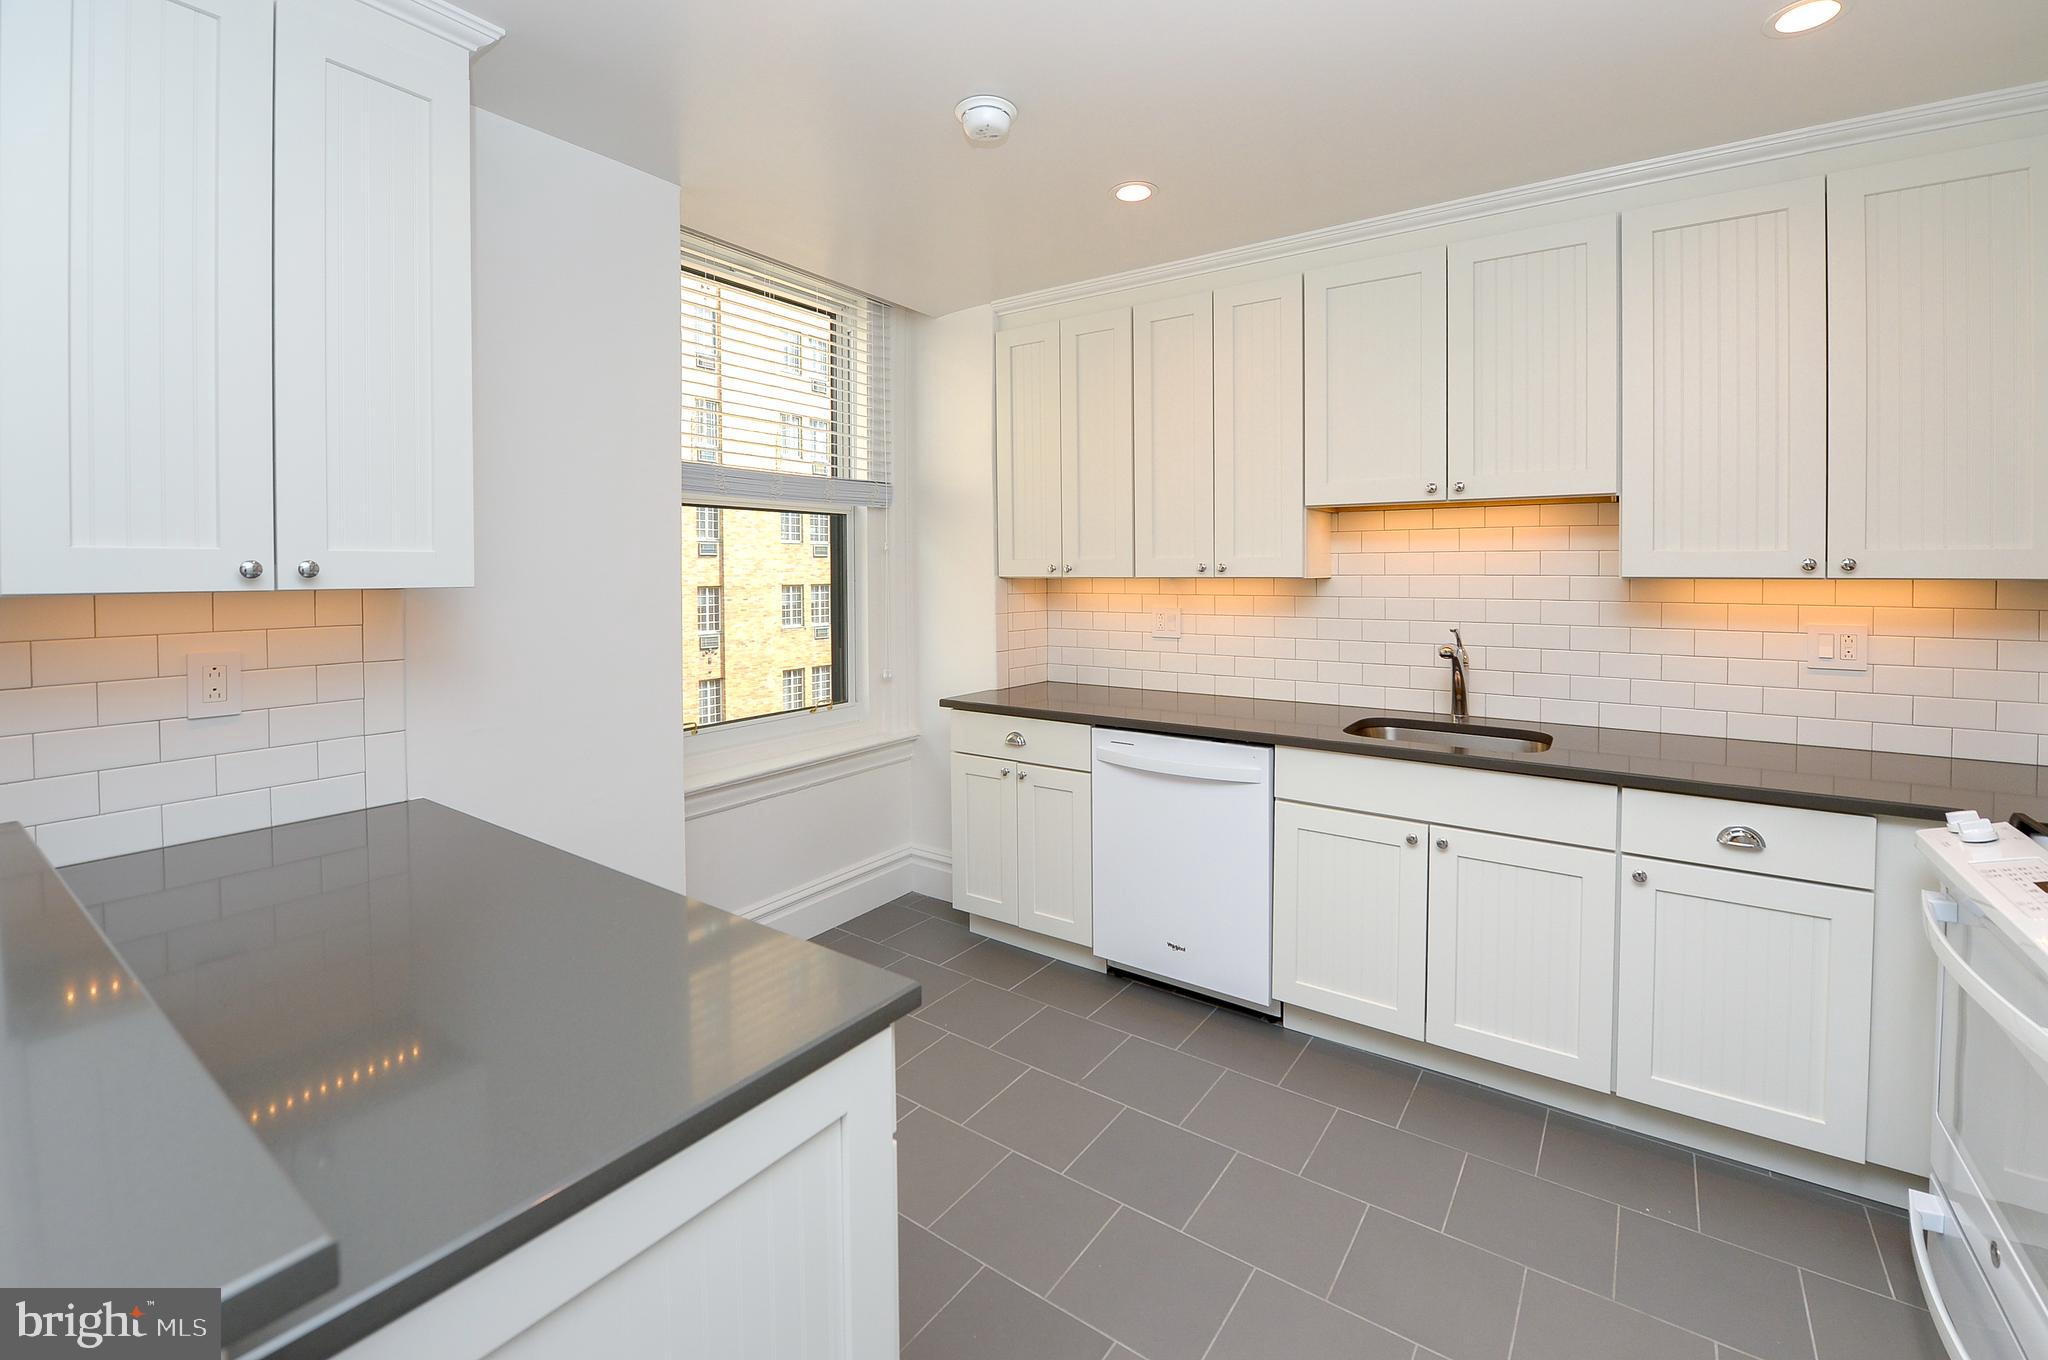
[1405,834,1419,846]
[1632,870,1649,884]
[296,560,320,580]
[1435,837,1449,850]
[1004,731,1026,747]
[1426,481,1439,495]
[1063,563,1073,573]
[1048,564,1057,575]
[998,767,1011,777]
[1217,563,1228,574]
[1197,563,1209,573]
[1453,481,1466,494]
[1839,557,1858,573]
[1017,769,1029,781]
[1800,557,1818,573]
[238,560,264,580]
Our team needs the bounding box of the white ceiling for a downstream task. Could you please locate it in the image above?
[462,0,2048,316]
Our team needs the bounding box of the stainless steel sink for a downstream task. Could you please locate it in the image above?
[1343,716,1554,755]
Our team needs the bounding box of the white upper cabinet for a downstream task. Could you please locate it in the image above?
[1057,308,1133,578]
[273,0,480,589]
[1305,248,1448,507]
[1132,293,1215,578]
[1619,180,1828,578]
[0,0,277,595]
[995,321,1063,579]
[1827,138,2048,580]
[1449,215,1619,501]
[1214,274,1319,578]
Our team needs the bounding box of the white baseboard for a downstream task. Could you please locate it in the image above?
[744,843,953,938]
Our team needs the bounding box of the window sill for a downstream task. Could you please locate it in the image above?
[683,727,919,819]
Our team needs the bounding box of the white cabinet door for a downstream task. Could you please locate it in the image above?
[1827,139,2048,579]
[1620,181,1828,578]
[1449,215,1619,501]
[0,0,276,595]
[1014,763,1092,946]
[1213,275,1308,578]
[1132,293,1215,578]
[1425,827,1616,1091]
[950,754,1015,925]
[1615,857,1871,1160]
[995,322,1062,579]
[274,0,477,589]
[1058,309,1133,578]
[1272,802,1428,1040]
[1305,248,1447,507]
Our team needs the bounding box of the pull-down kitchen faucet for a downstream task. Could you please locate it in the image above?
[1438,627,1470,721]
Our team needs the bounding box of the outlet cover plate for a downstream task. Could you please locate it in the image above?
[1150,608,1183,640]
[1804,626,1869,674]
[186,651,245,718]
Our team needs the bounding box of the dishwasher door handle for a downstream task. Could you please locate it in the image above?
[1095,747,1268,784]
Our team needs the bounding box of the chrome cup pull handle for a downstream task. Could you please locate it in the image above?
[1717,825,1766,851]
[1004,731,1026,748]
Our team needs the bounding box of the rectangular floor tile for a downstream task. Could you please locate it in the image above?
[1082,1036,1224,1122]
[967,1067,1122,1171]
[893,917,981,964]
[947,938,1049,988]
[898,1106,1008,1226]
[897,1034,1029,1123]
[1067,1109,1233,1228]
[1615,1210,1815,1360]
[1182,1070,1337,1173]
[1399,1072,1548,1172]
[1207,1271,1412,1360]
[1280,1036,1420,1123]
[1185,1155,1366,1296]
[1446,1154,1619,1296]
[918,979,1046,1046]
[900,1216,980,1342]
[887,954,974,1006]
[1332,1208,1526,1360]
[840,900,927,941]
[1865,1209,1924,1308]
[1303,1108,1466,1225]
[1013,959,1128,1016]
[1179,1008,1308,1083]
[1696,1158,1889,1293]
[1510,1270,1715,1360]
[1802,1272,1945,1360]
[906,1267,1111,1360]
[816,930,903,969]
[896,1015,947,1065]
[1090,979,1214,1045]
[1538,1110,1699,1228]
[994,1005,1126,1082]
[933,1154,1118,1294]
[897,891,970,926]
[1049,1208,1251,1360]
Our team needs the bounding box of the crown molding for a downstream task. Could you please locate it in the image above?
[356,0,505,52]
[992,80,2048,317]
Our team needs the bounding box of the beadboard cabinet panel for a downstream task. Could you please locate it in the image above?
[274,0,477,589]
[1213,275,1310,579]
[1827,138,2048,579]
[0,0,276,595]
[1449,215,1619,501]
[1132,293,1215,578]
[950,753,1015,925]
[1272,801,1428,1040]
[1057,308,1133,578]
[995,322,1062,579]
[1013,763,1092,946]
[1305,248,1448,507]
[1620,180,1828,578]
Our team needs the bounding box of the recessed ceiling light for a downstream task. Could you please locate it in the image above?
[1113,181,1155,203]
[1766,0,1843,35]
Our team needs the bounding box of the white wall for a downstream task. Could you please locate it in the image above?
[907,306,997,857]
[405,112,687,892]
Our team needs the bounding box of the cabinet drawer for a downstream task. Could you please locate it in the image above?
[1620,789,1874,889]
[950,712,1091,772]
[1276,747,1616,850]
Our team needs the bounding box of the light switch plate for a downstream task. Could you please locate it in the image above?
[186,651,244,718]
[1805,626,1869,674]
[1150,608,1183,640]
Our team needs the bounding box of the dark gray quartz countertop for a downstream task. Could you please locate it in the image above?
[43,800,918,1359]
[0,825,337,1346]
[943,682,2048,823]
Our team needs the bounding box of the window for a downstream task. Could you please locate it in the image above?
[696,679,723,726]
[680,234,886,737]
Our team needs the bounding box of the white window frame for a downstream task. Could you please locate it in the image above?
[779,511,803,543]
[781,668,805,711]
[696,585,721,636]
[811,664,833,706]
[779,584,804,629]
[696,678,723,726]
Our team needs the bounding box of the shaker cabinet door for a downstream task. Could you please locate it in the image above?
[1212,275,1307,578]
[1058,309,1133,578]
[1132,293,1216,578]
[995,323,1063,580]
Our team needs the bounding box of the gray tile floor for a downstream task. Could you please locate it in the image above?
[820,894,1945,1360]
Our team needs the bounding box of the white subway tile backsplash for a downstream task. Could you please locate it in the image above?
[318,737,365,778]
[36,808,163,866]
[244,667,320,710]
[364,592,404,661]
[101,758,216,813]
[0,597,95,643]
[34,722,159,777]
[212,592,317,630]
[315,663,365,702]
[159,630,267,675]
[0,644,27,689]
[94,594,212,637]
[0,772,98,825]
[161,710,271,760]
[0,684,97,737]
[269,700,363,747]
[314,591,364,626]
[0,736,31,783]
[96,676,188,724]
[267,626,362,669]
[162,790,272,844]
[217,743,320,794]
[272,774,366,823]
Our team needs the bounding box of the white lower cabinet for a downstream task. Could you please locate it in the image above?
[1425,827,1617,1091]
[1271,802,1428,1040]
[948,749,1092,947]
[1615,856,1873,1161]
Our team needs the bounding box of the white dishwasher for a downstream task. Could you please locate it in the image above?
[1091,728,1274,1009]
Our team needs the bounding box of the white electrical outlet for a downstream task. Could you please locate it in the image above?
[1150,608,1183,640]
[1804,626,1869,674]
[186,651,244,717]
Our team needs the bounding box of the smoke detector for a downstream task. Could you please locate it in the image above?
[954,95,1017,147]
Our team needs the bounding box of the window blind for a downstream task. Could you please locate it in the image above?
[679,233,892,508]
